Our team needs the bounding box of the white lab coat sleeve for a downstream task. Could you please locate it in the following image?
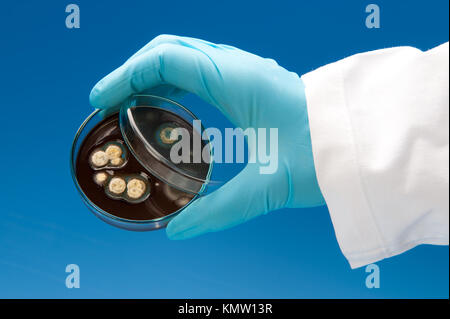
[301,42,449,269]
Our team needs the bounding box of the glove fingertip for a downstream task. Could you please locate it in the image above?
[89,84,104,108]
[165,219,184,240]
[165,200,209,240]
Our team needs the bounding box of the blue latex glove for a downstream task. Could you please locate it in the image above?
[89,35,325,239]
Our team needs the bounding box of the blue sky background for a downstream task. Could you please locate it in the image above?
[0,0,448,298]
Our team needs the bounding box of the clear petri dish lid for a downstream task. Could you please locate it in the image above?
[119,94,213,195]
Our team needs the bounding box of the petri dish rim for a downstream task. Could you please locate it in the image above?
[70,108,203,227]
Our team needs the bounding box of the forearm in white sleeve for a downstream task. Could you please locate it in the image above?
[302,42,449,268]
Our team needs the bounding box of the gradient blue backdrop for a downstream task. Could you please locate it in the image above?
[0,0,448,298]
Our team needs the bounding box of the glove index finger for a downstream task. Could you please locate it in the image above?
[89,47,164,109]
[90,42,225,113]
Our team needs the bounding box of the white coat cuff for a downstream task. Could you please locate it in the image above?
[302,63,387,269]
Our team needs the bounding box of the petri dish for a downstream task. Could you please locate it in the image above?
[70,95,214,231]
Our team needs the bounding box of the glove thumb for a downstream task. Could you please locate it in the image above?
[166,164,289,240]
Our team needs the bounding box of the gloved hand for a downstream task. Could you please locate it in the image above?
[89,35,325,239]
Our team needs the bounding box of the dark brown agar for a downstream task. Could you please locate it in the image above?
[75,113,198,221]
